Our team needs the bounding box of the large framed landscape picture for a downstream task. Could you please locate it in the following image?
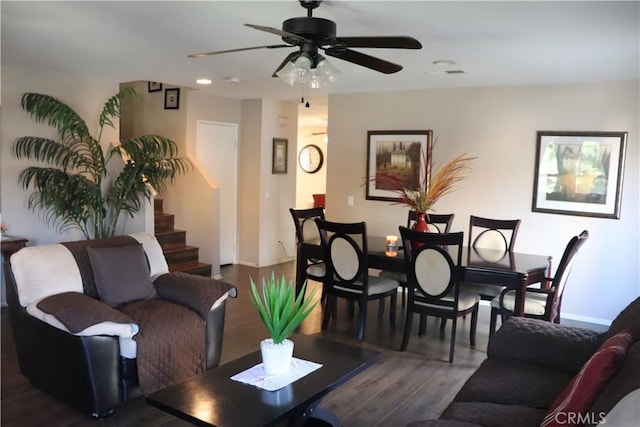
[366,130,432,202]
[532,131,627,219]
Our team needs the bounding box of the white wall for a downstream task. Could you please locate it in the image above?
[326,80,639,324]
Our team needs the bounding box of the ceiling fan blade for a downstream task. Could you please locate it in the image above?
[324,47,403,74]
[244,23,311,44]
[335,36,422,49]
[271,51,300,77]
[188,44,289,58]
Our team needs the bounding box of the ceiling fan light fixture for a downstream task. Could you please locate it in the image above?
[276,53,314,86]
[315,56,340,85]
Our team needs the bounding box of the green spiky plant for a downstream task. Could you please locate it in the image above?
[13,88,191,239]
[250,274,319,345]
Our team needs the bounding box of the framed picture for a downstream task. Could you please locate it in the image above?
[164,88,180,110]
[148,81,162,93]
[532,131,627,219]
[272,138,288,174]
[366,130,433,202]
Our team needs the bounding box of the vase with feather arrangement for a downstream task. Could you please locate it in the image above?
[250,274,318,375]
[373,139,476,247]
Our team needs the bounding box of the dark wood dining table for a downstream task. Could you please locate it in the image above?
[295,236,552,317]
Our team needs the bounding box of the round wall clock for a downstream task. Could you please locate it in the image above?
[298,144,324,174]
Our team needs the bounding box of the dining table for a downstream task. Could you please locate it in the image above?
[295,235,552,317]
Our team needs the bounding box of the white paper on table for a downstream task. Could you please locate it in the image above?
[230,357,323,391]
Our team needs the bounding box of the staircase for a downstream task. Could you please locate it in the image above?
[154,198,212,277]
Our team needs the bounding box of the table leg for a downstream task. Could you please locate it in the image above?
[287,397,340,427]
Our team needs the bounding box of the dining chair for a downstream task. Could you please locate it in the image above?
[399,226,480,362]
[379,212,455,308]
[289,207,326,297]
[315,219,400,341]
[489,230,589,334]
[460,215,522,301]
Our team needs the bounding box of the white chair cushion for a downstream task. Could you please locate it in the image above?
[10,244,83,307]
[414,290,480,311]
[129,232,169,281]
[306,262,326,279]
[335,276,398,296]
[460,282,506,298]
[379,270,407,283]
[490,290,548,315]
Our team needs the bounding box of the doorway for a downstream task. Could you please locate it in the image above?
[196,121,238,265]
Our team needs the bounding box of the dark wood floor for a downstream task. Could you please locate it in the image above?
[1,260,605,427]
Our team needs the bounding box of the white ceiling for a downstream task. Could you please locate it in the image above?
[3,1,639,126]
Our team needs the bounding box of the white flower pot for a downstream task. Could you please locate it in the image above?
[260,338,294,375]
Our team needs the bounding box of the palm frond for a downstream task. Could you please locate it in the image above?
[250,275,318,344]
[99,87,136,130]
[19,167,103,239]
[21,93,91,141]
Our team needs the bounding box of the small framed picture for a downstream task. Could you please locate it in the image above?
[164,88,180,110]
[272,138,288,174]
[366,130,432,202]
[532,131,627,219]
[148,81,163,92]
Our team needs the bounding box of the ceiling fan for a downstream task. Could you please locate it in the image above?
[188,0,422,80]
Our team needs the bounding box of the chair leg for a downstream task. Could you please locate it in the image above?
[389,293,397,328]
[439,317,447,337]
[449,316,457,363]
[357,301,367,341]
[470,306,478,347]
[489,307,498,335]
[378,298,385,318]
[418,314,427,335]
[401,285,406,308]
[322,296,334,330]
[348,301,355,319]
[401,311,414,351]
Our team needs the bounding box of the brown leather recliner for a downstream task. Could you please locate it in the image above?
[4,233,237,418]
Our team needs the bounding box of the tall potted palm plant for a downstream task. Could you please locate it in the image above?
[13,88,191,239]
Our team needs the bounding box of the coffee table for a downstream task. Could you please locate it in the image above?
[146,334,381,426]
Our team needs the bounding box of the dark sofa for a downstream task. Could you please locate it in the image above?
[4,233,237,418]
[408,297,640,427]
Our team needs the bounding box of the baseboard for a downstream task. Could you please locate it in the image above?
[561,312,612,327]
[477,300,611,326]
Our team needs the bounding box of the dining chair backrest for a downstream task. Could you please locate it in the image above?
[315,219,368,292]
[550,230,589,315]
[399,226,464,303]
[468,215,521,252]
[289,207,325,243]
[407,211,455,234]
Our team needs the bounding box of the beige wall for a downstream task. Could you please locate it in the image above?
[326,80,640,323]
[238,99,299,267]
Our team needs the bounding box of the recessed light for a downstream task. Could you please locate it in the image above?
[196,78,212,85]
[433,59,456,66]
[226,77,241,84]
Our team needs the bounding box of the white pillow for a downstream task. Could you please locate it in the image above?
[598,389,640,426]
